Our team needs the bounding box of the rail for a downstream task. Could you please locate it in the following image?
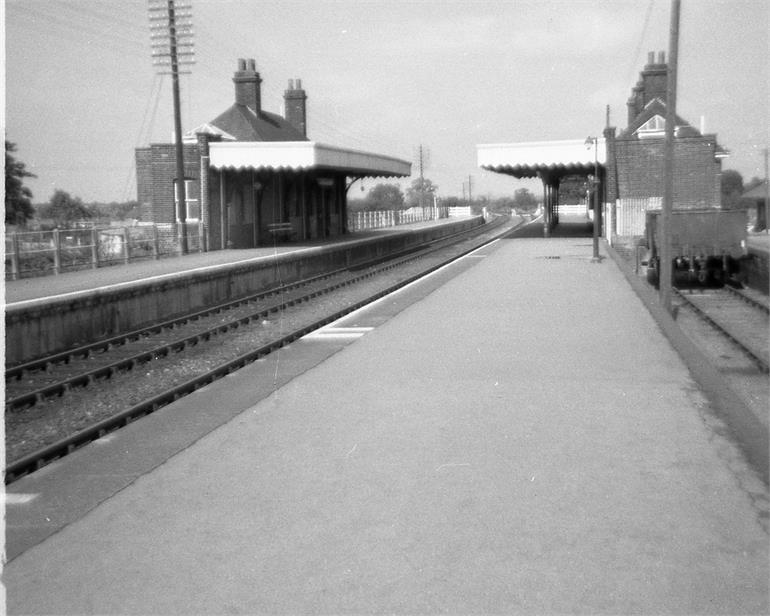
[4,216,518,483]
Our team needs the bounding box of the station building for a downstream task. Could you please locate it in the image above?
[478,51,729,239]
[136,59,411,250]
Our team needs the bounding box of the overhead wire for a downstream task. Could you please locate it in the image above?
[11,2,149,54]
[627,0,656,85]
[122,73,166,202]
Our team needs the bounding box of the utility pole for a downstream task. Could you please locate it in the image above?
[414,145,430,208]
[660,0,680,314]
[467,175,473,204]
[754,148,770,231]
[149,0,195,255]
[585,136,600,261]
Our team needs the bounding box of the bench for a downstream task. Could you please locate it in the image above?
[267,222,293,240]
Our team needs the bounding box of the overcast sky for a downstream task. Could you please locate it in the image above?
[4,0,768,204]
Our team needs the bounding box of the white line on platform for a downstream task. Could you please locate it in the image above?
[303,326,374,340]
[2,493,39,505]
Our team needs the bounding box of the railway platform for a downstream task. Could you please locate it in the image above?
[4,230,769,614]
[4,218,461,305]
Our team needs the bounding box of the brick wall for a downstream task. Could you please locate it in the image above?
[612,135,721,209]
[135,143,201,223]
[135,147,153,221]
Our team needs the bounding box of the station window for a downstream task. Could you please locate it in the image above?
[174,179,200,221]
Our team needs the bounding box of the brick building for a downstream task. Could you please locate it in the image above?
[603,51,728,210]
[136,59,410,250]
[477,51,729,238]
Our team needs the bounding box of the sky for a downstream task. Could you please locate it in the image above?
[3,0,769,204]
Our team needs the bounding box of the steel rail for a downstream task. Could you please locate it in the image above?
[673,288,769,374]
[723,284,770,315]
[5,217,519,483]
[6,219,502,380]
[5,220,507,413]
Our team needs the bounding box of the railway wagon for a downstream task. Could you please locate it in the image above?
[643,208,747,288]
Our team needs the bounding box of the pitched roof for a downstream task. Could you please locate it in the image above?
[742,180,768,199]
[209,104,308,142]
[620,98,700,138]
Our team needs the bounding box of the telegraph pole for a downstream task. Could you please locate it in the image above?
[660,0,680,313]
[149,0,195,255]
[415,145,430,208]
[754,148,770,231]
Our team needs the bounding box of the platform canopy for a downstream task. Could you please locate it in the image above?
[209,141,411,178]
[477,138,607,178]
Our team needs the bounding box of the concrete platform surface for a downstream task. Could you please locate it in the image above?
[4,236,769,614]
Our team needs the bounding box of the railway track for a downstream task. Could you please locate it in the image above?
[673,285,769,374]
[5,216,520,483]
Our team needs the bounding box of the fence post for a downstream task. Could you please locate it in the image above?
[152,224,160,259]
[10,233,20,280]
[122,227,130,264]
[174,222,180,257]
[52,228,61,275]
[91,228,99,269]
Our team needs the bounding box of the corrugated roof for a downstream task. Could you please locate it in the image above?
[209,141,411,178]
[477,139,606,178]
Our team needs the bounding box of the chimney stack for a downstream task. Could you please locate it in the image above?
[284,78,308,137]
[628,51,669,125]
[233,58,262,112]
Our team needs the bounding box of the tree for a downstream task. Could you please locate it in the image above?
[89,200,142,221]
[512,187,538,212]
[38,189,92,227]
[364,183,405,211]
[5,141,37,225]
[557,175,588,204]
[744,176,763,192]
[405,177,438,209]
[721,169,744,209]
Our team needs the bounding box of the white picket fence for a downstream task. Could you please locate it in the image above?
[556,203,588,216]
[348,207,448,231]
[613,197,662,237]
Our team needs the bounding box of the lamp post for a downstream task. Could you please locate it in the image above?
[585,136,601,262]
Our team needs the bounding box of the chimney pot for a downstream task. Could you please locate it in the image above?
[233,58,261,111]
[284,77,307,137]
[647,51,655,64]
[658,51,666,64]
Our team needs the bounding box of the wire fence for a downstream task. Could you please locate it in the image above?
[7,207,459,280]
[5,222,206,280]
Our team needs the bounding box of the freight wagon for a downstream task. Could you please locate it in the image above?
[643,208,747,288]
